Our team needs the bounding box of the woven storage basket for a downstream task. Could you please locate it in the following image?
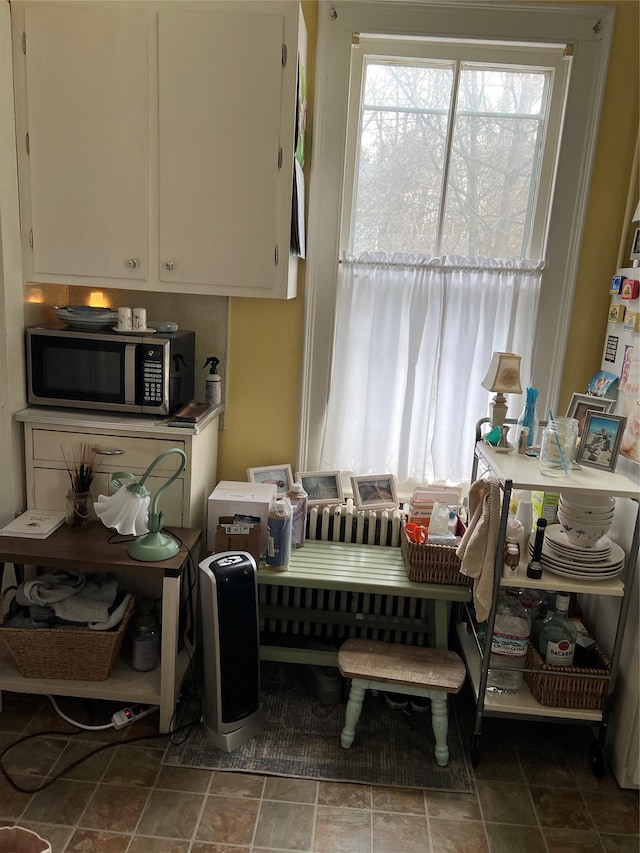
[524,642,611,710]
[0,590,134,681]
[401,527,471,586]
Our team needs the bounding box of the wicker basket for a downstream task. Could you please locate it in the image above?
[524,642,611,710]
[401,527,471,586]
[0,590,134,681]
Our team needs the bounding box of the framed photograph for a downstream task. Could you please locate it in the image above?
[575,412,627,472]
[295,471,344,506]
[246,464,293,496]
[350,474,398,511]
[566,393,615,437]
[631,227,640,262]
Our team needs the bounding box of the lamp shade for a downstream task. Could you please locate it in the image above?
[481,352,523,394]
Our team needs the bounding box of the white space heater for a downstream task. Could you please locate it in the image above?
[199,552,264,752]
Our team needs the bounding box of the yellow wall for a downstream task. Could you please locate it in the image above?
[217,0,316,480]
[218,0,639,481]
[558,1,639,407]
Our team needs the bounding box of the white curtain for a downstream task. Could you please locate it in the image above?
[320,252,545,486]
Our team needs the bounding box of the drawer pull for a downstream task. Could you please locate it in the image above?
[95,448,125,456]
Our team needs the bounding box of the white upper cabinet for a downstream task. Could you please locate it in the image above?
[18,5,149,281]
[12,1,306,299]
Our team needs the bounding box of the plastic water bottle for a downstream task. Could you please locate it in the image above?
[286,483,308,548]
[487,590,530,694]
[266,497,293,571]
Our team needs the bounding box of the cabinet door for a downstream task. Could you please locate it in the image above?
[21,5,148,280]
[158,9,285,293]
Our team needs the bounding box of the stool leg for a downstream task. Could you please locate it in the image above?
[430,692,449,767]
[341,679,367,749]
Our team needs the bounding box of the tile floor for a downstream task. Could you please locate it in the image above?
[0,685,638,853]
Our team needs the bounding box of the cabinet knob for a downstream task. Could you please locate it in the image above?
[165,261,175,271]
[127,259,139,269]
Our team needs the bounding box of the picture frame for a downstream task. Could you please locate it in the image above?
[566,393,615,437]
[350,474,398,511]
[575,412,627,472]
[631,226,640,262]
[246,464,293,496]
[295,471,344,506]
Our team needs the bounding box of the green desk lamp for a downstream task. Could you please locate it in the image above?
[94,447,187,561]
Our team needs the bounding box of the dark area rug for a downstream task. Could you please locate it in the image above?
[162,662,472,792]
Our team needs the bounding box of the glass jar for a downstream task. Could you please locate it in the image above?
[65,490,95,529]
[132,611,160,672]
[538,417,579,478]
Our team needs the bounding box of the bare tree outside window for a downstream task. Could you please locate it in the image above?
[351,59,550,259]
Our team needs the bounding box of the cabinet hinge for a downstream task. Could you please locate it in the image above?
[25,132,29,155]
[274,244,279,265]
[29,229,33,249]
[282,43,287,67]
[22,31,26,54]
[278,147,283,169]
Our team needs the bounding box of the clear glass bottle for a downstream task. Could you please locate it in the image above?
[539,591,577,667]
[530,590,557,648]
[487,590,531,694]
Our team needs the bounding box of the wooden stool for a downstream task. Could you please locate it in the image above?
[337,638,466,767]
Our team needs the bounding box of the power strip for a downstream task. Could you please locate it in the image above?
[111,704,160,730]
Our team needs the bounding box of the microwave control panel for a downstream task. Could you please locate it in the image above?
[141,346,165,405]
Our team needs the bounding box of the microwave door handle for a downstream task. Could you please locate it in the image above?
[124,343,136,404]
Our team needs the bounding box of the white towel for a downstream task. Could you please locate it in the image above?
[456,477,501,622]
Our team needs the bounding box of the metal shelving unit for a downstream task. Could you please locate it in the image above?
[458,420,639,774]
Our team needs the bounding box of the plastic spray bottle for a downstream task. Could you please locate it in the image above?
[203,357,221,406]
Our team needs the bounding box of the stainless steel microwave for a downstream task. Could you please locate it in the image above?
[26,327,195,416]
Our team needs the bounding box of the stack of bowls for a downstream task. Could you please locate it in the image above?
[557,493,615,547]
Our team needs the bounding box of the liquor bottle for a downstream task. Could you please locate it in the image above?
[539,591,577,666]
[487,589,531,694]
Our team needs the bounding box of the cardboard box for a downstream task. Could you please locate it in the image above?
[214,517,261,565]
[207,480,276,555]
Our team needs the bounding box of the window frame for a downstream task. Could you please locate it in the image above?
[300,0,614,474]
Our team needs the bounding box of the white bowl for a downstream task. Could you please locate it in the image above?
[558,508,614,524]
[558,501,615,518]
[558,518,612,547]
[559,493,615,510]
[558,509,613,527]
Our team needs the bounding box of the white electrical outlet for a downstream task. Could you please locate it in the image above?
[111,704,159,730]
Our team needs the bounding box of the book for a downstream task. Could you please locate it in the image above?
[0,508,66,539]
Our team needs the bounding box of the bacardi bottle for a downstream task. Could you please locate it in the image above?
[539,591,576,666]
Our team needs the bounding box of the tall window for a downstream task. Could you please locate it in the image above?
[302,2,612,488]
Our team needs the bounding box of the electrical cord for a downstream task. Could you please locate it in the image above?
[46,695,115,730]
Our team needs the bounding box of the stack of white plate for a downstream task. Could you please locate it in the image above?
[528,524,624,580]
[54,306,118,331]
[557,493,615,548]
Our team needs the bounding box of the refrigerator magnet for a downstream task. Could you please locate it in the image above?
[610,274,625,294]
[623,311,640,332]
[608,303,626,323]
[620,278,640,300]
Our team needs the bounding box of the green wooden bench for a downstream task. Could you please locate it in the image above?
[256,540,471,665]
